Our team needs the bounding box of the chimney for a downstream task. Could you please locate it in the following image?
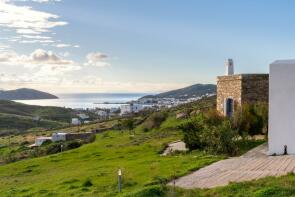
[225,59,234,76]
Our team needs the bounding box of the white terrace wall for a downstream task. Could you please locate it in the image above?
[269,60,295,155]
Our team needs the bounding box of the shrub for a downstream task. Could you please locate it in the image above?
[180,111,239,156]
[41,139,52,146]
[66,140,82,149]
[142,112,168,131]
[179,115,205,150]
[121,118,135,133]
[201,120,238,156]
[203,109,225,126]
[82,179,93,187]
[232,103,265,136]
[46,143,62,154]
[124,185,165,197]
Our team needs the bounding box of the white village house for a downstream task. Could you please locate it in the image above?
[71,118,81,125]
[96,110,108,119]
[120,103,144,115]
[31,132,95,147]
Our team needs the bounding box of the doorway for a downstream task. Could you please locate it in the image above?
[225,98,234,118]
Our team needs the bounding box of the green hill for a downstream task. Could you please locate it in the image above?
[0,96,270,196]
[0,112,223,196]
[0,88,58,100]
[0,100,75,135]
[140,84,216,99]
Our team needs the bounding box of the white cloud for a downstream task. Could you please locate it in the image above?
[0,49,80,76]
[53,43,71,48]
[84,52,110,67]
[22,35,52,39]
[29,49,72,65]
[0,43,11,51]
[3,0,61,4]
[29,0,61,3]
[0,0,67,37]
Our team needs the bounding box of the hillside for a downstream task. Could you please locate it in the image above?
[0,88,58,100]
[0,96,267,196]
[0,100,75,135]
[140,84,216,99]
[0,97,224,196]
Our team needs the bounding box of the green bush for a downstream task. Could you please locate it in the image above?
[142,112,168,131]
[179,112,239,156]
[179,115,206,150]
[82,179,93,187]
[232,103,266,136]
[66,140,82,149]
[201,121,238,156]
[121,118,135,134]
[124,185,165,197]
[203,109,225,126]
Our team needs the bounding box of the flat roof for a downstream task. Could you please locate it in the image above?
[271,60,295,65]
[37,137,52,140]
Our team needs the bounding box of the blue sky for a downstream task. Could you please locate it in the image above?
[0,0,295,93]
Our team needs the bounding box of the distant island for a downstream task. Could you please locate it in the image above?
[140,84,216,100]
[0,88,58,100]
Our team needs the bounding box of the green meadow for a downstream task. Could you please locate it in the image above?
[0,127,223,196]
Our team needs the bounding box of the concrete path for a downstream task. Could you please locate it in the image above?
[169,143,295,189]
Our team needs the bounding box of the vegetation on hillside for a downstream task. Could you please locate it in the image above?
[0,96,268,196]
[140,84,216,99]
[179,102,268,156]
[0,88,58,100]
[0,100,101,135]
[127,173,295,197]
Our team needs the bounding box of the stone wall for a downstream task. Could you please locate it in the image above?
[216,75,242,114]
[216,74,269,115]
[241,74,269,104]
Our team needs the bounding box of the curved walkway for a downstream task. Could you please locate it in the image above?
[169,144,295,189]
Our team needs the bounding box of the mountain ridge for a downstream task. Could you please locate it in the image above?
[140,84,216,99]
[0,88,58,100]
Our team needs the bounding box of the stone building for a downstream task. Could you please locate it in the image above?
[217,59,269,117]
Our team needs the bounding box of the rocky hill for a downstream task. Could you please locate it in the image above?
[141,84,216,99]
[0,88,58,100]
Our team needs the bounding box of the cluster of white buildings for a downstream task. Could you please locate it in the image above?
[32,132,68,147]
[120,103,146,115]
[137,94,215,109]
[31,132,95,147]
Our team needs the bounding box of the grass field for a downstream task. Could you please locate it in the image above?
[158,173,295,197]
[0,128,223,196]
[0,97,272,196]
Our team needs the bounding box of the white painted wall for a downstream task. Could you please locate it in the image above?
[52,133,67,142]
[269,60,295,155]
[71,118,81,125]
[35,137,52,146]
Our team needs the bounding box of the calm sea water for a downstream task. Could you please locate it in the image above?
[15,93,147,109]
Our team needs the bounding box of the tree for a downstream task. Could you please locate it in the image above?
[122,118,135,135]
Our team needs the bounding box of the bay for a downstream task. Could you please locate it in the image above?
[15,93,147,109]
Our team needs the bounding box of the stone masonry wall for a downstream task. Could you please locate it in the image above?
[216,75,242,114]
[241,74,269,104]
[216,74,269,115]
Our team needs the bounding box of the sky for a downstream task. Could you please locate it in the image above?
[1,0,295,93]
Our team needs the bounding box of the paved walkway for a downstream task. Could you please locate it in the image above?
[169,143,295,189]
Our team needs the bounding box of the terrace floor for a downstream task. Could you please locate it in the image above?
[169,143,295,189]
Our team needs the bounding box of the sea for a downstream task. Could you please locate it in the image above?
[14,93,147,109]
